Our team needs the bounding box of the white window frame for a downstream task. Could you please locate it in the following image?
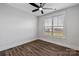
[43,13,65,39]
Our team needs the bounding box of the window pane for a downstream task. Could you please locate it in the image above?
[53,17,58,26]
[44,18,52,26]
[53,15,64,37]
[53,26,64,37]
[44,14,64,37]
[58,15,64,26]
[45,26,52,32]
[44,18,53,36]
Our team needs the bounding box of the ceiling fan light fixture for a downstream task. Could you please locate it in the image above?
[39,8,43,11]
[29,3,56,14]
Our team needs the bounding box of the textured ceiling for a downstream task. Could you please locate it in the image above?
[8,3,78,16]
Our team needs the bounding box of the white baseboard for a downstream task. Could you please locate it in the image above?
[0,37,37,51]
[1,37,79,51]
[38,37,79,50]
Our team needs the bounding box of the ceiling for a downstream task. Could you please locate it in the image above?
[8,3,78,16]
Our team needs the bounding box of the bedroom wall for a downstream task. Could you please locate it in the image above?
[38,4,79,50]
[0,3,37,51]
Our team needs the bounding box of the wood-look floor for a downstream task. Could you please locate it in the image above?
[0,39,78,56]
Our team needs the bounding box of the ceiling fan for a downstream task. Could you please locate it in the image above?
[29,3,56,14]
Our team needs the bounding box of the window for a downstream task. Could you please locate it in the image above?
[44,14,64,37]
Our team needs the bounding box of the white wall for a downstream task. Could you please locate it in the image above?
[0,4,37,51]
[38,4,79,50]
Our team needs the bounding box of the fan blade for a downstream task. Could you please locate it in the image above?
[41,10,44,14]
[43,8,56,10]
[29,3,39,8]
[32,9,39,12]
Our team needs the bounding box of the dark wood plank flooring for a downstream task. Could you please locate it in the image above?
[0,39,78,56]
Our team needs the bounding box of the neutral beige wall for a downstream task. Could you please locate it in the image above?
[0,4,37,51]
